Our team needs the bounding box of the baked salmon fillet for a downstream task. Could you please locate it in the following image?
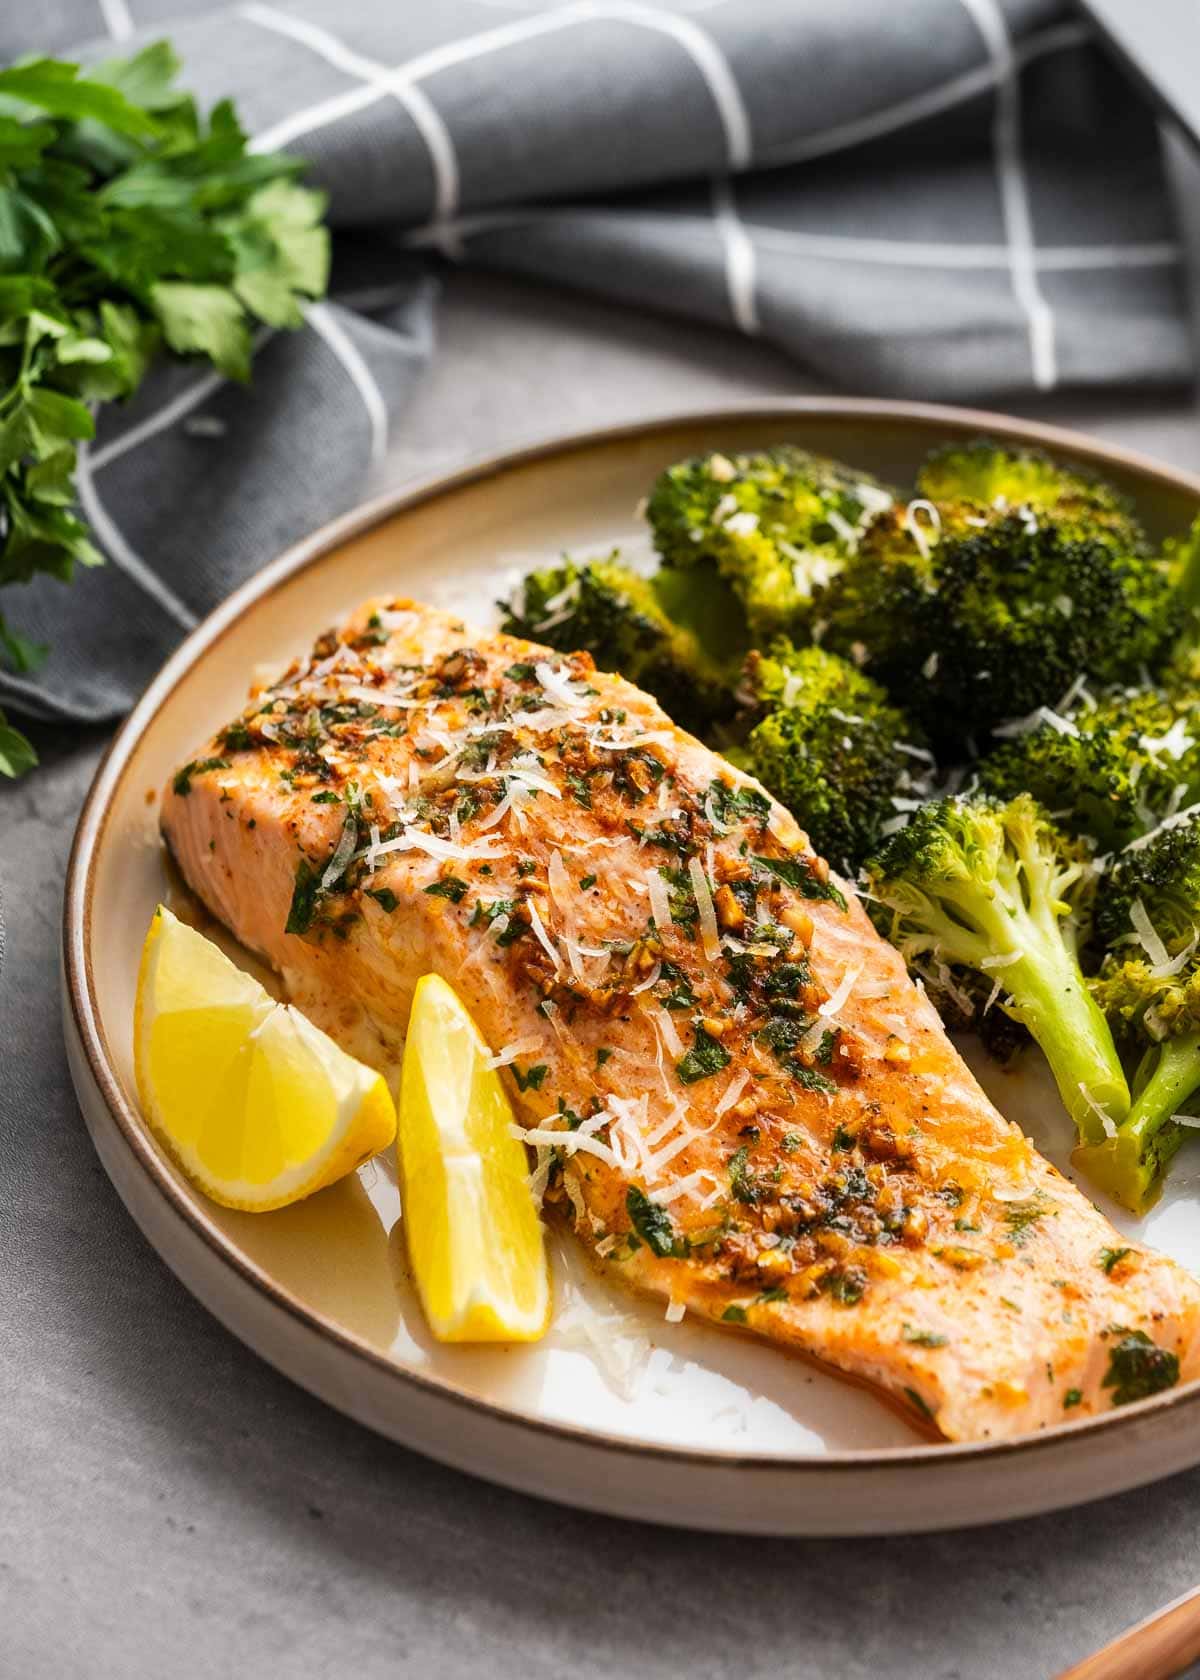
[162,597,1200,1441]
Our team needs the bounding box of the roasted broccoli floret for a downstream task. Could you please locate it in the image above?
[1083,815,1200,1210]
[916,440,1142,548]
[645,446,892,640]
[809,503,938,676]
[865,794,1129,1141]
[498,553,745,734]
[927,516,1172,738]
[727,640,935,871]
[979,684,1200,853]
[819,507,1175,749]
[814,443,1176,747]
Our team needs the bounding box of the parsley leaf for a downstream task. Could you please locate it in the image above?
[753,854,847,909]
[902,1325,948,1348]
[0,42,330,777]
[172,755,229,795]
[424,876,468,903]
[626,1186,684,1258]
[676,1024,731,1085]
[1102,1328,1179,1406]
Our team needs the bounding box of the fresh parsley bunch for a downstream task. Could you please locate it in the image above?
[0,43,331,776]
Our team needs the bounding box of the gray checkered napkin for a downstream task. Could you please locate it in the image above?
[2,0,1191,725]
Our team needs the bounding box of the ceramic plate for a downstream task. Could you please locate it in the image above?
[64,399,1200,1535]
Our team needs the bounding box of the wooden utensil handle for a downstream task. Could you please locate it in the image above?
[1056,1584,1200,1680]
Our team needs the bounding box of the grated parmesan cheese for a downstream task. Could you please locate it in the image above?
[647,868,673,934]
[688,855,721,961]
[904,498,941,560]
[649,1004,684,1059]
[819,962,863,1019]
[320,818,358,891]
[486,1039,544,1069]
[992,705,1079,740]
[526,899,563,972]
[1128,898,1170,969]
[715,1068,751,1117]
[1123,802,1200,854]
[534,660,589,710]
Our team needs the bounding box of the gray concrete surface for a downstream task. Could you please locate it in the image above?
[4,271,1200,1680]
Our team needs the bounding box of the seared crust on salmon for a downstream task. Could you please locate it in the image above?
[161,598,1200,1440]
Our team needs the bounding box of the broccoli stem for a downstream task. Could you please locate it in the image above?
[894,863,1129,1138]
[1072,1032,1197,1212]
[1133,1031,1200,1128]
[997,811,1131,1141]
[1003,941,1131,1145]
[920,837,1130,1141]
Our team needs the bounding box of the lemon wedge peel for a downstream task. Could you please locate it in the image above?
[398,973,550,1343]
[134,905,396,1211]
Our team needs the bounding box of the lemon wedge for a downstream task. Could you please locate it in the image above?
[134,905,396,1210]
[398,973,550,1342]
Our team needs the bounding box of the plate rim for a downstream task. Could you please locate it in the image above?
[63,395,1200,1485]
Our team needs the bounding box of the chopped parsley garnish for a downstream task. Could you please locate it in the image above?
[903,1387,936,1422]
[566,772,593,808]
[595,1047,613,1066]
[753,853,847,909]
[470,897,515,928]
[1003,1199,1049,1246]
[285,857,323,936]
[172,756,230,796]
[310,789,341,804]
[727,1145,764,1205]
[505,662,536,681]
[580,874,597,891]
[795,1066,837,1096]
[758,1016,804,1057]
[626,1186,685,1258]
[512,1063,548,1093]
[902,1325,948,1348]
[782,1132,802,1153]
[658,866,698,931]
[676,1024,731,1085]
[763,960,811,1002]
[366,887,399,912]
[1099,1246,1132,1275]
[1063,1388,1083,1409]
[821,1267,867,1306]
[813,1028,838,1065]
[707,780,771,830]
[1102,1329,1180,1406]
[425,876,469,903]
[721,1304,748,1324]
[831,1125,854,1152]
[656,960,696,1010]
[612,747,666,801]
[756,1017,837,1094]
[218,722,255,752]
